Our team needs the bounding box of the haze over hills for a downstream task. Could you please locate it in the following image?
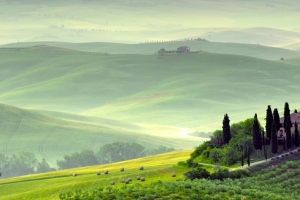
[1,40,300,60]
[0,46,300,134]
[0,0,300,45]
[0,102,203,168]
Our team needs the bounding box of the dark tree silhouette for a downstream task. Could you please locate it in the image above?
[271,121,278,155]
[265,105,273,139]
[284,102,291,131]
[286,115,292,151]
[262,129,267,160]
[253,113,262,157]
[273,108,281,131]
[222,114,231,144]
[295,122,299,148]
[247,147,250,167]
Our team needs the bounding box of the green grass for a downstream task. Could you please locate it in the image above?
[0,103,203,168]
[1,40,300,60]
[1,47,300,134]
[0,150,193,200]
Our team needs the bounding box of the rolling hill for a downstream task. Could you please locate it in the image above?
[0,46,300,134]
[1,40,300,60]
[1,0,300,44]
[0,103,204,168]
[0,150,193,200]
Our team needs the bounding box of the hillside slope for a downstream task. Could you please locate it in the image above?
[0,48,300,132]
[1,40,300,60]
[0,103,203,168]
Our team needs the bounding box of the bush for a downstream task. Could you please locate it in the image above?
[184,167,210,180]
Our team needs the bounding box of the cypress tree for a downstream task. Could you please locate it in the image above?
[284,102,291,130]
[273,108,280,131]
[241,150,244,167]
[222,114,231,144]
[262,129,267,160]
[253,113,262,157]
[283,137,286,151]
[286,115,292,151]
[271,121,278,155]
[247,147,250,167]
[292,134,295,149]
[295,122,299,148]
[266,105,273,139]
[294,109,298,113]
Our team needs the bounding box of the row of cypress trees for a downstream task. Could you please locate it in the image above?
[223,102,299,167]
[267,102,300,155]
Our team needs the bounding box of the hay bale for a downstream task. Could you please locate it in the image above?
[97,172,101,175]
[128,177,132,182]
[121,179,125,183]
[140,177,145,182]
[139,166,144,170]
[73,173,77,177]
[110,181,115,185]
[172,173,176,177]
[125,179,130,184]
[136,176,141,180]
[120,167,124,172]
[104,170,109,174]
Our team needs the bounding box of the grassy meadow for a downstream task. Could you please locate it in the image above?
[0,103,203,168]
[0,46,300,133]
[2,40,300,60]
[0,150,193,200]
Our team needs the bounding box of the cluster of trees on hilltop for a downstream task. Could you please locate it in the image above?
[187,102,300,167]
[57,142,175,170]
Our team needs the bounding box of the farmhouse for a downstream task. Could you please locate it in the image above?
[176,46,190,53]
[277,112,300,137]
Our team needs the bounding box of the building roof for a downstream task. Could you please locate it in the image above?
[177,46,190,49]
[280,112,300,124]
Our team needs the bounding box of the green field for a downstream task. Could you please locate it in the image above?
[1,40,300,60]
[1,0,300,45]
[0,46,300,133]
[0,150,193,200]
[0,103,203,168]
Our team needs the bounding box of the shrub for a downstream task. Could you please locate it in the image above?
[184,167,210,180]
[120,167,124,172]
[110,181,115,185]
[137,176,141,180]
[140,166,144,170]
[172,173,176,177]
[141,177,145,182]
[97,171,101,175]
[104,170,109,174]
[73,173,77,177]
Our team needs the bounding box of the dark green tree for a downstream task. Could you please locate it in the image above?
[295,122,299,148]
[222,114,231,144]
[286,115,292,151]
[283,137,286,151]
[253,113,262,157]
[36,158,56,173]
[273,108,280,131]
[241,147,244,167]
[284,102,291,130]
[262,129,267,160]
[294,109,298,113]
[265,105,273,139]
[271,121,278,155]
[247,147,250,167]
